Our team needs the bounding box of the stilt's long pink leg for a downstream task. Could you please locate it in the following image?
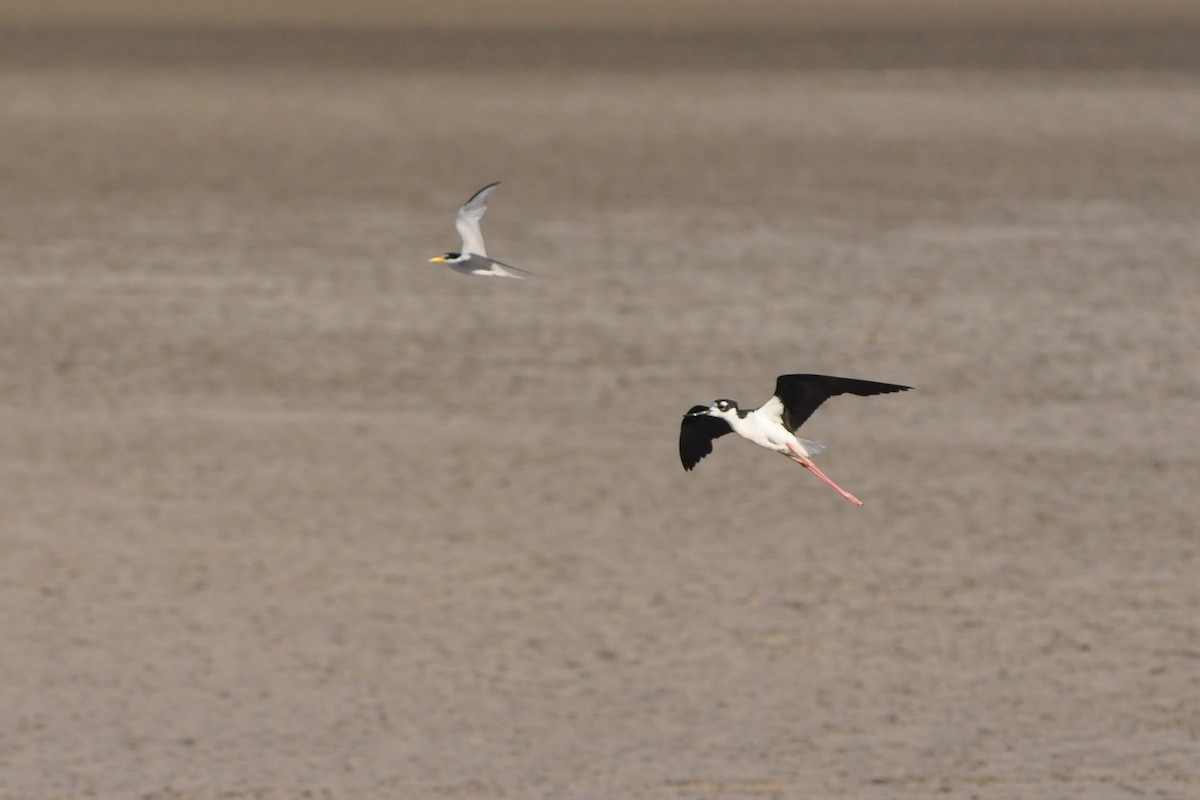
[786,443,864,506]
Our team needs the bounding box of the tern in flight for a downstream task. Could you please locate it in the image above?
[429,182,535,279]
[680,373,911,506]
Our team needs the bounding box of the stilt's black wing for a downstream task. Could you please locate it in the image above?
[772,374,911,433]
[679,407,734,471]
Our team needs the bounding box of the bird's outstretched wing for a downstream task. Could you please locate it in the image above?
[486,257,539,278]
[455,181,500,256]
[679,407,734,471]
[769,374,912,433]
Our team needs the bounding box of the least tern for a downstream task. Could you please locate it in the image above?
[680,373,911,506]
[429,181,535,279]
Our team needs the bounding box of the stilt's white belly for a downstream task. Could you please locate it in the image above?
[730,411,825,457]
[731,413,797,454]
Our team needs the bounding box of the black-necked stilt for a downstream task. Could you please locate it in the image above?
[680,373,911,506]
[429,182,537,279]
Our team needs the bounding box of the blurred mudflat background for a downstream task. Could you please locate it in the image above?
[0,21,1197,800]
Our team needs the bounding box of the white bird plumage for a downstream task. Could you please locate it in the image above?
[429,182,536,279]
[454,181,496,258]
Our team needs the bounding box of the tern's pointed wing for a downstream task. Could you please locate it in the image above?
[770,374,912,433]
[486,257,539,278]
[680,407,734,471]
[455,181,500,256]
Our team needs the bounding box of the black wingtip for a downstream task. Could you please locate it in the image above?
[849,380,913,397]
[464,181,502,204]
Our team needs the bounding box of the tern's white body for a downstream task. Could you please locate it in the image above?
[430,182,536,279]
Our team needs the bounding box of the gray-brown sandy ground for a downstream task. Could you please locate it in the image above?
[0,29,1197,800]
[3,0,1200,29]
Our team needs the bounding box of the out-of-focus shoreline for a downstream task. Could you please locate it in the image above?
[2,25,1200,71]
[3,0,1200,30]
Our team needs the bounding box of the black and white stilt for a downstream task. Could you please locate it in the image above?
[680,373,911,505]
